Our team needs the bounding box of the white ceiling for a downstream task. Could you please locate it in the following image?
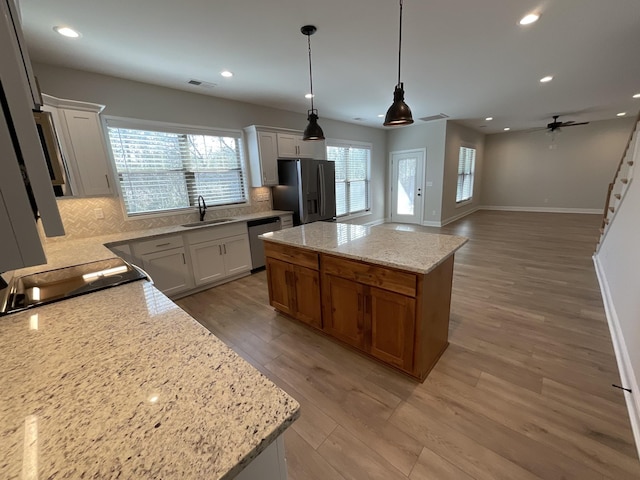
[18,0,640,133]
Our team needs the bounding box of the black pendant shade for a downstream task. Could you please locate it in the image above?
[304,110,325,140]
[301,25,325,141]
[384,83,414,126]
[384,0,413,127]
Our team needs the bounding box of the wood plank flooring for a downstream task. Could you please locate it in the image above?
[176,210,640,479]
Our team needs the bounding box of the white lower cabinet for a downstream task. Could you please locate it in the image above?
[222,234,252,275]
[190,240,226,286]
[118,223,252,297]
[188,231,251,286]
[140,247,192,297]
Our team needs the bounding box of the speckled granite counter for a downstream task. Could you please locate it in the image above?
[0,210,300,479]
[260,222,467,273]
[0,282,299,478]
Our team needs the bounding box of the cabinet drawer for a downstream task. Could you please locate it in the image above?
[186,222,246,245]
[264,241,318,270]
[322,254,416,297]
[133,235,185,255]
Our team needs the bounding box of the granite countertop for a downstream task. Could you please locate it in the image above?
[0,210,300,479]
[260,222,468,274]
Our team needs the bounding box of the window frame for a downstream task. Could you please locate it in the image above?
[325,139,372,218]
[456,145,476,206]
[103,116,249,218]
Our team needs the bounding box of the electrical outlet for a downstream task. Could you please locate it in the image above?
[94,208,104,219]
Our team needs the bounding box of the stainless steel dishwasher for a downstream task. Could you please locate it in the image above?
[247,216,281,270]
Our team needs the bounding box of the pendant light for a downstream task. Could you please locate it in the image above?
[301,25,325,141]
[384,0,414,126]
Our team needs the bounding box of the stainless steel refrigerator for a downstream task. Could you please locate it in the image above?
[272,159,336,226]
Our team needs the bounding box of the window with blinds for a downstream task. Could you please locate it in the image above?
[326,141,371,217]
[105,119,247,216]
[456,146,476,203]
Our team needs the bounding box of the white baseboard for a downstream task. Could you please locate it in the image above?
[363,217,386,227]
[593,254,640,459]
[481,205,601,214]
[422,220,442,227]
[441,206,481,226]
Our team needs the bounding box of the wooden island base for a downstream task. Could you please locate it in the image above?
[264,241,455,382]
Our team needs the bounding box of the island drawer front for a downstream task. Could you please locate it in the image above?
[134,235,184,255]
[264,242,319,270]
[322,255,417,297]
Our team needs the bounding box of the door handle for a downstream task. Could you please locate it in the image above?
[105,174,110,189]
[218,245,222,255]
[223,244,227,254]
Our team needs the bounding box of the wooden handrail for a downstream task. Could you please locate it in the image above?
[611,110,640,184]
[600,110,640,234]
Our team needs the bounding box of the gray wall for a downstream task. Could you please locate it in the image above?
[482,118,634,211]
[442,122,485,223]
[387,119,447,224]
[33,63,387,224]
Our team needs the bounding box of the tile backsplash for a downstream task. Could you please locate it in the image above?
[45,188,273,241]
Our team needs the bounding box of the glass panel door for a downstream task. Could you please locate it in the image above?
[390,150,424,224]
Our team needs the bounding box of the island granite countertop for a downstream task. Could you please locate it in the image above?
[260,222,468,274]
[0,210,300,479]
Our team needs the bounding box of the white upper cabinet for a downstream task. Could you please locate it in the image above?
[43,94,114,197]
[276,133,326,159]
[0,0,64,272]
[244,126,278,187]
[244,125,327,187]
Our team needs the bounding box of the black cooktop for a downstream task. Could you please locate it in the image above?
[0,257,148,316]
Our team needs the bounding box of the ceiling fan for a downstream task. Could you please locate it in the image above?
[545,115,589,132]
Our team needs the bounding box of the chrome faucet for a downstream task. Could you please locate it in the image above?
[197,195,207,221]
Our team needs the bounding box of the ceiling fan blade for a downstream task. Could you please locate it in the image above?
[563,122,589,127]
[561,120,576,125]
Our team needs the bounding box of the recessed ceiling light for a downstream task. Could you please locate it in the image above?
[220,70,233,78]
[617,112,627,117]
[304,93,314,99]
[377,114,385,118]
[53,26,80,38]
[519,13,540,25]
[540,76,553,83]
[633,93,640,99]
[485,117,493,121]
[503,127,511,131]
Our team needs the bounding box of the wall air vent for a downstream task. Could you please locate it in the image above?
[419,113,449,122]
[187,79,216,88]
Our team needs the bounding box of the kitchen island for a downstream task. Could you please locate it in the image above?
[0,233,299,479]
[261,222,467,381]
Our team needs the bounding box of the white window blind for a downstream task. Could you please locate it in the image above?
[326,142,371,217]
[106,120,247,216]
[456,146,476,203]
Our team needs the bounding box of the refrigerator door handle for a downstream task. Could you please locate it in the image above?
[318,163,326,216]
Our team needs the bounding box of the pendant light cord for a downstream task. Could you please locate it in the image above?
[307,34,315,112]
[397,0,403,86]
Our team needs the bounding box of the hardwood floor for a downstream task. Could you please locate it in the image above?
[176,210,640,479]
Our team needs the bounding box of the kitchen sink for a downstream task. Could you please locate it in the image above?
[181,218,236,228]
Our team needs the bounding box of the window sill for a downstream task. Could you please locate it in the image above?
[336,211,372,222]
[455,199,473,209]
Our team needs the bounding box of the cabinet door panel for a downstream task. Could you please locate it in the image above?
[266,258,294,316]
[142,247,191,296]
[368,286,415,370]
[276,133,298,158]
[322,274,365,349]
[223,234,252,276]
[258,132,279,185]
[190,241,225,286]
[292,265,322,329]
[62,109,113,196]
